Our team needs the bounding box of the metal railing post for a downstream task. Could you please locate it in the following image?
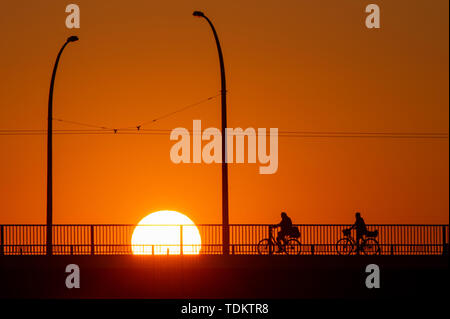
[90,225,95,255]
[443,225,448,256]
[0,225,4,256]
[180,225,183,256]
[269,225,273,256]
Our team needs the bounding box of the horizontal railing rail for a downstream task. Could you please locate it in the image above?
[0,224,448,256]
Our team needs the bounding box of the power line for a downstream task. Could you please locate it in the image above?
[52,118,113,130]
[0,92,448,139]
[48,93,222,133]
[0,129,447,139]
[135,93,221,129]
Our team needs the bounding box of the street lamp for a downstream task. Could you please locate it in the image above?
[46,36,79,256]
[193,11,230,255]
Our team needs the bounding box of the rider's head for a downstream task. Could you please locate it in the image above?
[355,212,361,218]
[281,212,287,218]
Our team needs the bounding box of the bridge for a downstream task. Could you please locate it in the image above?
[0,224,448,299]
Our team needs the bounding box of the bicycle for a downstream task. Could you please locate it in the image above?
[336,228,381,255]
[257,225,301,255]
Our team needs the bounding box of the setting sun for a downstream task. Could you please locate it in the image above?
[131,210,202,255]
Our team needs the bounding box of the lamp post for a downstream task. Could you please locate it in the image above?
[46,36,79,256]
[193,11,230,255]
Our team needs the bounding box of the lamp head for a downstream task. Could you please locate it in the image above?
[67,36,79,43]
[193,11,205,17]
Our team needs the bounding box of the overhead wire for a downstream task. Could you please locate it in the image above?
[0,92,447,139]
[0,129,447,139]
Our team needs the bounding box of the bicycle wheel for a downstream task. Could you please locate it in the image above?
[285,239,301,255]
[362,238,380,255]
[336,238,354,255]
[257,239,273,255]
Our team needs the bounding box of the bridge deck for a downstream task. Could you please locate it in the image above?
[0,255,447,299]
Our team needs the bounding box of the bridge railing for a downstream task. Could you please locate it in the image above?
[0,224,448,256]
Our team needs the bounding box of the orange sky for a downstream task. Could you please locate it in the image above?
[0,0,448,225]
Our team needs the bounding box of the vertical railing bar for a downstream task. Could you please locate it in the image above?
[91,225,95,255]
[443,225,446,255]
[0,225,4,256]
[180,225,183,255]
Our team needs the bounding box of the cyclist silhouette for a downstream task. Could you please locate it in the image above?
[276,212,293,252]
[348,212,367,254]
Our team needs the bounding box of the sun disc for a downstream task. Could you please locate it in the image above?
[131,210,202,255]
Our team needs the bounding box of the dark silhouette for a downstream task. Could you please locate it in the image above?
[46,35,79,256]
[276,212,293,251]
[257,222,301,255]
[348,212,367,254]
[193,11,230,255]
[337,216,380,256]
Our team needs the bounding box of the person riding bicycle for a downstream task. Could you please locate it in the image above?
[347,212,367,254]
[276,212,293,252]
